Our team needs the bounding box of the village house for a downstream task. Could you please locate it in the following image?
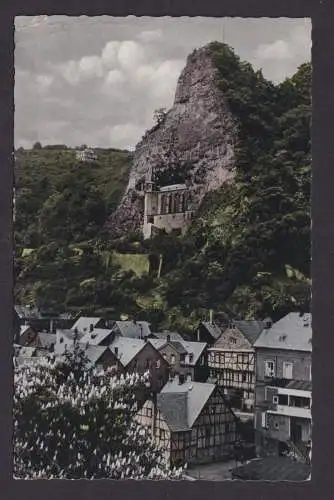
[109,337,170,393]
[18,324,38,346]
[196,320,223,346]
[149,330,184,342]
[75,148,98,162]
[71,316,107,333]
[80,327,114,346]
[111,320,152,339]
[136,376,238,467]
[208,319,269,413]
[253,313,312,461]
[149,336,208,382]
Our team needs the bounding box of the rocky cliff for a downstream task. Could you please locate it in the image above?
[106,44,238,237]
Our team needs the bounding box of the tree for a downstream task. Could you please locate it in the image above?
[13,342,183,480]
[33,141,42,149]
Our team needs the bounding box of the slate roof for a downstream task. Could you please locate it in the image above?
[232,457,311,481]
[201,322,222,340]
[180,341,207,365]
[157,392,189,431]
[151,331,184,342]
[85,345,110,365]
[159,378,216,430]
[55,329,85,355]
[71,317,102,332]
[254,313,312,352]
[149,339,206,365]
[233,320,267,345]
[113,321,151,339]
[80,328,113,346]
[286,380,312,392]
[109,337,147,367]
[37,333,56,349]
[149,338,187,354]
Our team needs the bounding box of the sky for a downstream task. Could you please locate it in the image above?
[15,16,311,151]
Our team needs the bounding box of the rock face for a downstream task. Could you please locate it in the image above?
[106,44,237,237]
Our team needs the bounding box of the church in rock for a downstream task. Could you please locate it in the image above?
[142,168,193,239]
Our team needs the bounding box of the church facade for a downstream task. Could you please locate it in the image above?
[143,180,193,239]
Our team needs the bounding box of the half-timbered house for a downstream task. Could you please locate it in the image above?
[136,377,238,467]
[208,320,268,412]
[149,336,208,382]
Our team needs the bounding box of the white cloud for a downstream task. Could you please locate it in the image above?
[35,74,54,92]
[109,123,144,149]
[138,30,162,43]
[255,39,294,61]
[79,55,104,78]
[101,41,121,68]
[117,41,145,71]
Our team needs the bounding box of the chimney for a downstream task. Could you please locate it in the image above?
[209,309,214,324]
[179,374,185,385]
[89,324,94,332]
[74,327,78,336]
[167,334,171,343]
[114,347,119,357]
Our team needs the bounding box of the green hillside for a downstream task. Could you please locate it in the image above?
[14,43,311,334]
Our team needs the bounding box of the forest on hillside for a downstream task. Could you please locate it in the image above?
[14,43,311,336]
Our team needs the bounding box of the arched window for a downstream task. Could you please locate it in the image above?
[168,195,173,214]
[160,194,168,214]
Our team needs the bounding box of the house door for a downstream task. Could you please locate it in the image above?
[291,422,302,443]
[283,362,293,379]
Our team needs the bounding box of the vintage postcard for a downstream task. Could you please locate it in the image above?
[13,16,311,481]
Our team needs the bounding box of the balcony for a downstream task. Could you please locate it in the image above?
[267,404,311,420]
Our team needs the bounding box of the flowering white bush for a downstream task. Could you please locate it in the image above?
[13,342,183,480]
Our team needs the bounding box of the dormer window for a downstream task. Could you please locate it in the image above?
[229,336,237,345]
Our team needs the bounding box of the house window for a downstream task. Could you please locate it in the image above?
[261,412,267,428]
[147,215,154,223]
[273,395,279,404]
[242,372,247,382]
[170,354,176,365]
[265,360,275,377]
[283,361,293,379]
[229,336,237,344]
[274,421,279,430]
[156,359,161,369]
[186,373,192,381]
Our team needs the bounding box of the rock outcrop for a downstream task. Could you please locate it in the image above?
[106,43,238,237]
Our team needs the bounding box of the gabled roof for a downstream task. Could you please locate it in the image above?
[157,392,189,432]
[85,345,110,366]
[55,329,85,355]
[37,333,56,349]
[179,341,207,366]
[109,337,148,367]
[232,320,266,345]
[151,331,184,342]
[80,328,113,346]
[201,322,222,340]
[149,339,206,365]
[71,317,102,332]
[113,321,151,339]
[254,313,312,352]
[159,378,216,430]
